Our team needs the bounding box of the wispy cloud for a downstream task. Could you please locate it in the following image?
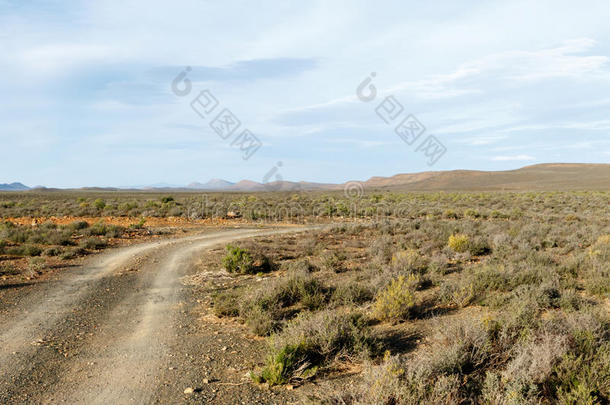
[153,58,318,83]
[491,154,536,161]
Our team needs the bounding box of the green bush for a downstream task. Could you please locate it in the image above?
[93,198,106,210]
[222,244,254,274]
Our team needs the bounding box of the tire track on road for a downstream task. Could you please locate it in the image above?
[0,226,315,404]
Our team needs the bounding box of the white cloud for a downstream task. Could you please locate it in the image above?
[16,43,120,78]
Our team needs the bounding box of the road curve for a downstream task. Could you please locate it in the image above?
[0,226,314,404]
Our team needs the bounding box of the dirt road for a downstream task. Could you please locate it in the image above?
[0,227,313,404]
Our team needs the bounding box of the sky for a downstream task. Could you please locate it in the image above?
[1,0,609,188]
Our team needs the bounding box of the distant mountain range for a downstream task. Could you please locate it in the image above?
[0,182,30,191]
[2,164,609,192]
[185,178,336,192]
[187,179,235,190]
[178,163,610,192]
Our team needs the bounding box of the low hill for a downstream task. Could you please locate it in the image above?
[364,163,610,191]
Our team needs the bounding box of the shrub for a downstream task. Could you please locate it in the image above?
[212,290,240,317]
[253,311,371,385]
[439,281,476,308]
[482,311,610,404]
[501,331,568,386]
[80,237,107,250]
[7,244,42,257]
[491,233,510,251]
[320,251,345,272]
[87,222,107,236]
[332,281,375,306]
[129,218,147,230]
[46,231,75,246]
[244,304,278,336]
[104,225,124,238]
[391,249,429,273]
[28,257,46,273]
[490,210,509,219]
[584,277,610,296]
[329,319,491,404]
[370,235,394,264]
[239,270,327,335]
[222,244,254,274]
[160,195,174,204]
[373,275,416,322]
[468,237,492,256]
[26,245,42,256]
[86,222,124,238]
[550,314,610,403]
[0,264,20,276]
[44,247,63,256]
[254,342,310,386]
[464,208,481,219]
[443,209,459,219]
[285,258,317,273]
[429,319,491,375]
[448,234,470,253]
[299,236,318,256]
[93,198,106,210]
[60,247,87,260]
[588,234,610,261]
[68,221,89,231]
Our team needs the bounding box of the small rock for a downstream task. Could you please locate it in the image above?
[286,385,294,390]
[221,346,227,351]
[184,387,194,395]
[202,378,209,384]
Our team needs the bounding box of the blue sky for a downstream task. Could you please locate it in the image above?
[1,0,609,188]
